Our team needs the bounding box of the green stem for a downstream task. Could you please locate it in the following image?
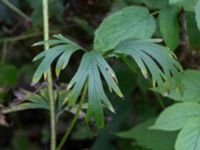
[2,0,31,21]
[0,32,40,43]
[0,30,59,43]
[151,10,160,16]
[57,82,88,150]
[42,0,56,150]
[1,40,8,65]
[120,55,137,74]
[155,93,165,110]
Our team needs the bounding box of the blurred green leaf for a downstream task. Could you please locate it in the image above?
[169,0,185,4]
[12,131,32,150]
[158,70,200,102]
[159,7,180,50]
[117,118,177,150]
[111,0,127,12]
[175,117,200,150]
[27,0,64,27]
[94,6,156,52]
[186,12,200,48]
[72,125,93,140]
[151,102,200,131]
[195,0,200,30]
[20,64,35,83]
[0,64,19,86]
[169,0,197,12]
[12,131,42,150]
[140,0,169,9]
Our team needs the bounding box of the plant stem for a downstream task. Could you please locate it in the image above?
[2,0,31,21]
[155,93,165,110]
[42,0,56,150]
[151,10,160,16]
[0,32,40,43]
[57,82,88,150]
[0,30,59,43]
[120,55,137,74]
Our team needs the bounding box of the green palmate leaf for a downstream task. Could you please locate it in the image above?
[117,118,177,150]
[163,70,200,102]
[151,102,200,131]
[195,0,200,30]
[115,39,182,89]
[67,51,123,128]
[32,34,83,83]
[159,7,180,50]
[175,117,200,150]
[94,6,156,52]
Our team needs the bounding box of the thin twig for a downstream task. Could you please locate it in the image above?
[0,30,59,43]
[1,0,31,22]
[154,93,165,110]
[57,82,88,150]
[151,10,160,16]
[0,32,41,43]
[120,55,137,74]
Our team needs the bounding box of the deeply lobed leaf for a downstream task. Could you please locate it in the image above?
[114,39,182,91]
[67,51,123,128]
[32,34,83,83]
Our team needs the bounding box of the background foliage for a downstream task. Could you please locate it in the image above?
[0,0,200,150]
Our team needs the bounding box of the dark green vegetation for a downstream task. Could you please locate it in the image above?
[1,0,200,150]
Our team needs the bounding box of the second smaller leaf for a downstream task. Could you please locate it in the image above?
[33,34,83,83]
